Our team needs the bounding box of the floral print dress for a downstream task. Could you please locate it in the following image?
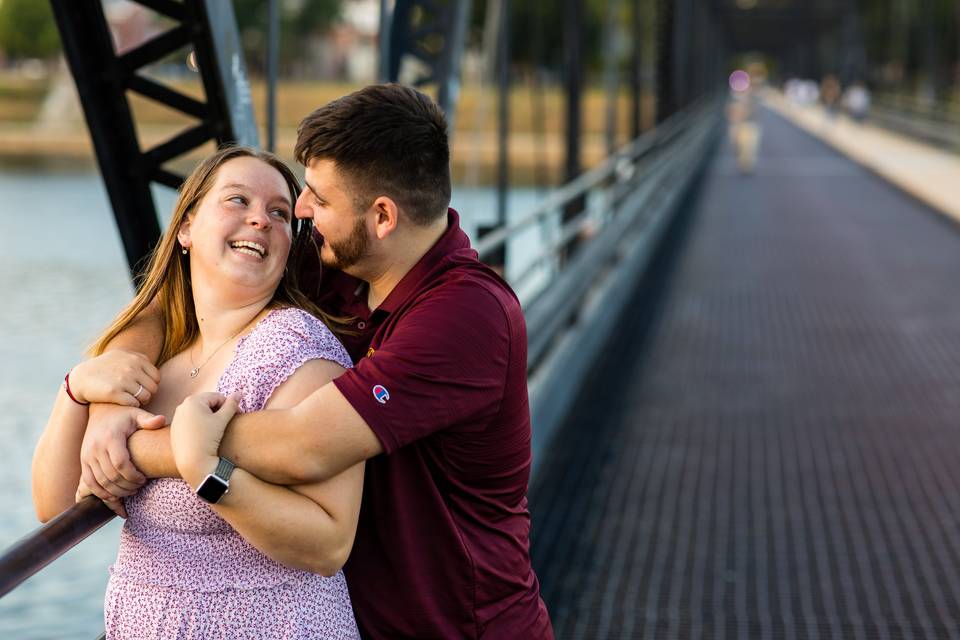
[104,308,360,639]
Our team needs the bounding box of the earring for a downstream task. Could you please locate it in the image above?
[181,247,188,255]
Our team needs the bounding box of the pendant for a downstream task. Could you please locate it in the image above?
[189,367,200,378]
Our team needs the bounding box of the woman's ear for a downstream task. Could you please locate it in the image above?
[177,217,192,249]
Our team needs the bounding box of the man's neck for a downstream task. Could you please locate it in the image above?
[363,218,447,311]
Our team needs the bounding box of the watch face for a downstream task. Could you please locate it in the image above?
[196,474,229,504]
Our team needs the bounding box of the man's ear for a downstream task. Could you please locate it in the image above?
[372,196,400,240]
[177,217,192,249]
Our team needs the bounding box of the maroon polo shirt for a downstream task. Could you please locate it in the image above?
[307,211,552,639]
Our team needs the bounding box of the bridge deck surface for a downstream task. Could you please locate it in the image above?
[530,108,960,639]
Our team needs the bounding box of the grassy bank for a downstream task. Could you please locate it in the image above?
[0,74,657,185]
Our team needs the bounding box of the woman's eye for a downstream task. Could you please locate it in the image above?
[228,195,247,205]
[271,208,291,221]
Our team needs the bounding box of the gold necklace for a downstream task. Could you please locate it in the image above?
[188,313,262,378]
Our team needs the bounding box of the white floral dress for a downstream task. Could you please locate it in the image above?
[104,308,359,639]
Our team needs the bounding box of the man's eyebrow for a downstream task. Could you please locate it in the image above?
[304,180,325,201]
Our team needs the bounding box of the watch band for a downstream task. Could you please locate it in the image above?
[215,456,235,481]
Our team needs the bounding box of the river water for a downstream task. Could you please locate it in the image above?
[0,168,542,639]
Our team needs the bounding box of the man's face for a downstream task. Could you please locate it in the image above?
[296,159,371,272]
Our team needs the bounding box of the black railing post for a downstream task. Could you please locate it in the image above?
[49,0,258,281]
[266,0,280,152]
[656,0,675,123]
[493,0,510,271]
[631,0,645,138]
[562,0,585,259]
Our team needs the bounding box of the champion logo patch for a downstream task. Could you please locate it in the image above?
[372,384,390,404]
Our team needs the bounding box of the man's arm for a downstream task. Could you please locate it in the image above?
[127,426,178,478]
[129,380,383,486]
[100,299,165,361]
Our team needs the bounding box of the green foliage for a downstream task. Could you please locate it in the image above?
[233,0,341,74]
[470,0,646,76]
[0,0,61,60]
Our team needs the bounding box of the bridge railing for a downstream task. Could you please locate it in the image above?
[870,92,960,149]
[477,99,723,475]
[0,99,723,625]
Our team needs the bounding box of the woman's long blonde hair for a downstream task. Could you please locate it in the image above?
[90,146,344,364]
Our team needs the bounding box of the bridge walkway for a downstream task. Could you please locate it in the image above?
[530,107,960,640]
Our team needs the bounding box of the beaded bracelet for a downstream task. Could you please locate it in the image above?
[63,371,89,406]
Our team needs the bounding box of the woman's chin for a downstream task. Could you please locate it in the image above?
[195,265,283,299]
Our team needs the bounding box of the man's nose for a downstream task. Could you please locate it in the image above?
[294,189,312,220]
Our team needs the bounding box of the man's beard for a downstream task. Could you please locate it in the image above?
[323,213,370,271]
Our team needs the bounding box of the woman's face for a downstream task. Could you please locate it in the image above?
[178,156,294,301]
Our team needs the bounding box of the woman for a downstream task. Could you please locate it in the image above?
[31,146,362,639]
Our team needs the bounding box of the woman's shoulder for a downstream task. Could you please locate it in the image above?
[242,307,352,370]
[263,307,333,338]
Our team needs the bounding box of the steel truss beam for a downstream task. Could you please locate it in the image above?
[50,0,257,280]
[381,0,472,124]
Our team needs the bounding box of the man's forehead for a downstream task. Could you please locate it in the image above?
[304,159,345,194]
[305,158,339,178]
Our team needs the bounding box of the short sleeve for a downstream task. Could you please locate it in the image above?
[218,308,352,413]
[333,283,513,454]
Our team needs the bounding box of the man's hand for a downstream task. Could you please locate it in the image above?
[170,392,239,485]
[70,350,160,407]
[80,404,166,502]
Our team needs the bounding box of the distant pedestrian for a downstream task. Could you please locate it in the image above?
[844,82,871,123]
[821,74,842,120]
[727,91,762,175]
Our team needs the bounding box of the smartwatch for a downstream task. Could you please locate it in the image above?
[195,457,235,504]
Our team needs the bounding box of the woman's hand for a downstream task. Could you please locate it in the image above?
[76,478,127,518]
[170,392,240,486]
[70,351,161,407]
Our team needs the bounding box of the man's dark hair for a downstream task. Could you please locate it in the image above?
[295,84,451,226]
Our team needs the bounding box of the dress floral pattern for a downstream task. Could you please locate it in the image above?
[104,308,359,640]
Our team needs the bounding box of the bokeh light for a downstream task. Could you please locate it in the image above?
[729,69,751,92]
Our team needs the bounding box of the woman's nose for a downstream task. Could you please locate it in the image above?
[247,207,271,228]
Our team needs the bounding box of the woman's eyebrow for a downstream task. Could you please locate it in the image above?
[221,182,291,208]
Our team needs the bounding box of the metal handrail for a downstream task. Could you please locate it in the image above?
[474,103,701,261]
[868,101,960,149]
[524,112,716,371]
[476,98,720,373]
[517,99,723,474]
[0,497,115,599]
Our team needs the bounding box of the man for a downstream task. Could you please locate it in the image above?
[80,84,553,638]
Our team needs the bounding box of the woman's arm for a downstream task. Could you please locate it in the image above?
[79,301,165,502]
[172,358,364,576]
[32,386,89,522]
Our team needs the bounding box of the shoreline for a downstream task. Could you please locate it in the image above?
[0,122,619,187]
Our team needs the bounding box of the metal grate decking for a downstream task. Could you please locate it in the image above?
[530,108,960,639]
